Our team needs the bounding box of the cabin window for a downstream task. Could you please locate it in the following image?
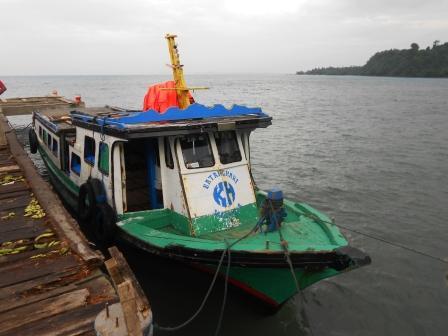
[47,134,52,148]
[180,133,214,169]
[52,138,58,157]
[214,131,242,164]
[84,136,95,165]
[39,126,42,138]
[98,142,109,175]
[71,153,81,175]
[164,138,174,169]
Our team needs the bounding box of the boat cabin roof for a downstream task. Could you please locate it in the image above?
[71,103,272,139]
[35,103,272,138]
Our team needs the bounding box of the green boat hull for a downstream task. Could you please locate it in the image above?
[199,264,340,306]
[38,146,79,209]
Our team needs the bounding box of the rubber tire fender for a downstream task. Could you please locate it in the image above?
[28,128,38,154]
[92,203,117,247]
[78,182,96,222]
[88,178,107,204]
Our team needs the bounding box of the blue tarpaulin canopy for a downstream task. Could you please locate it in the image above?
[71,103,268,129]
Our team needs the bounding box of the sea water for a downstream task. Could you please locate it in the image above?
[3,74,448,335]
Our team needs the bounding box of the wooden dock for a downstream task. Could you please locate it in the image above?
[0,97,151,336]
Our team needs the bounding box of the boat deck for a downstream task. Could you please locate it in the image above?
[37,106,129,134]
[0,96,83,117]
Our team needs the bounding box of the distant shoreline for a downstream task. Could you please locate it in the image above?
[295,73,448,79]
[297,41,448,78]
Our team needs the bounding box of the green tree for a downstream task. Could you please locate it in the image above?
[298,41,448,77]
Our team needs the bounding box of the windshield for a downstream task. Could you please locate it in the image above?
[214,131,242,164]
[180,134,215,169]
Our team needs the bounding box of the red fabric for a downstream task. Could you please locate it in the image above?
[0,80,6,95]
[142,80,194,113]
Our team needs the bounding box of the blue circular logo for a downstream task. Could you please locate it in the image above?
[213,181,236,207]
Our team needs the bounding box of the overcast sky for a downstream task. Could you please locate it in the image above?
[1,0,447,75]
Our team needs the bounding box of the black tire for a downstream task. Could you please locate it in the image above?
[78,182,96,222]
[92,203,117,247]
[28,128,38,154]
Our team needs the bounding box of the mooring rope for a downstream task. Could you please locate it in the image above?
[154,247,228,332]
[297,207,448,265]
[7,120,32,131]
[335,222,448,264]
[154,224,259,334]
[269,199,316,336]
[214,240,231,336]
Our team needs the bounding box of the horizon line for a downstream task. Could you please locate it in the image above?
[1,72,293,77]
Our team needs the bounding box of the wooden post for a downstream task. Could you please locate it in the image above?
[117,281,142,336]
[0,110,7,147]
[104,247,152,336]
[107,247,151,316]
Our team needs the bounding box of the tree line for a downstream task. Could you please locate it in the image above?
[297,41,448,77]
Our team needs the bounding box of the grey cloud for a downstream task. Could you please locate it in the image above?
[1,0,446,75]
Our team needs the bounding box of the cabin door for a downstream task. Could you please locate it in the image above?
[145,139,163,210]
[61,137,70,173]
[122,139,163,212]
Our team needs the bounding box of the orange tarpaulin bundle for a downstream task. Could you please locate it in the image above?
[0,80,6,95]
[142,81,194,113]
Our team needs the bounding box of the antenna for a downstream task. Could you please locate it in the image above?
[165,34,209,109]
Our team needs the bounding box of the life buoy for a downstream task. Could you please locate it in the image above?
[92,203,117,247]
[78,181,96,222]
[28,128,38,154]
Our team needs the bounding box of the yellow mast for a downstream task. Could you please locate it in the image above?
[165,34,190,109]
[165,34,208,109]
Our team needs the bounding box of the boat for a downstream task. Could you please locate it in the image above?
[28,34,370,308]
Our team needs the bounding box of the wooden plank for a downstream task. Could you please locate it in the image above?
[0,155,14,161]
[0,189,29,200]
[0,165,20,173]
[0,288,89,334]
[0,186,29,197]
[0,112,6,146]
[0,225,47,243]
[0,254,80,288]
[0,283,78,314]
[118,280,142,336]
[0,267,80,300]
[0,194,30,211]
[105,258,124,286]
[0,246,54,266]
[1,302,106,336]
[0,251,78,275]
[75,331,98,336]
[0,218,46,232]
[78,272,117,304]
[0,181,28,194]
